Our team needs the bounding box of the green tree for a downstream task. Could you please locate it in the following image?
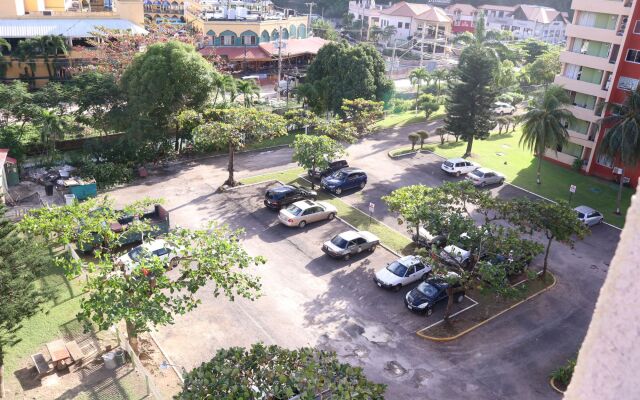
[120,41,217,151]
[14,39,40,88]
[381,25,397,43]
[236,78,260,107]
[36,35,68,79]
[408,132,420,151]
[177,343,385,399]
[519,85,574,184]
[312,19,339,41]
[509,199,588,277]
[284,108,321,133]
[193,107,287,186]
[418,93,440,121]
[445,44,499,157]
[409,68,430,112]
[20,198,264,354]
[0,38,11,79]
[0,206,54,398]
[517,38,552,64]
[417,130,429,149]
[431,69,450,96]
[36,109,66,155]
[292,134,345,189]
[302,42,393,115]
[495,60,518,92]
[70,70,123,135]
[523,46,561,85]
[340,98,384,137]
[598,86,640,214]
[453,14,508,60]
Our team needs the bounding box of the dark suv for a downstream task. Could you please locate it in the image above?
[320,168,367,195]
[264,185,317,210]
[308,160,349,179]
[404,274,465,317]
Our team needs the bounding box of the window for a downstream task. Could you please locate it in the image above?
[221,35,235,45]
[626,49,640,63]
[404,22,410,29]
[596,152,614,168]
[634,20,640,34]
[241,35,256,45]
[398,21,402,28]
[618,76,640,91]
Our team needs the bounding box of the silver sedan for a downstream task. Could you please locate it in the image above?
[466,168,505,187]
[278,200,338,228]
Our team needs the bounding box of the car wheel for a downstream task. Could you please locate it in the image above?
[456,294,465,303]
[327,213,335,221]
[335,188,342,195]
[598,218,604,225]
[480,181,487,187]
[359,181,366,189]
[393,284,402,292]
[499,178,505,185]
[456,171,461,177]
[298,220,307,228]
[426,308,433,317]
[343,253,351,261]
[369,245,377,252]
[422,273,429,281]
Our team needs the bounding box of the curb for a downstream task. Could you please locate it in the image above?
[416,273,557,342]
[549,377,566,395]
[148,331,185,383]
[388,146,624,231]
[387,148,428,159]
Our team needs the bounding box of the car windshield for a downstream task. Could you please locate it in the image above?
[266,191,284,200]
[470,170,484,178]
[128,246,145,262]
[330,235,348,248]
[417,282,439,297]
[576,211,585,219]
[330,171,347,180]
[444,161,453,167]
[286,205,303,216]
[386,261,408,277]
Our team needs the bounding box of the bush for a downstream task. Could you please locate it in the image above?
[551,358,576,389]
[78,160,134,189]
[388,98,413,114]
[572,158,583,172]
[498,92,525,106]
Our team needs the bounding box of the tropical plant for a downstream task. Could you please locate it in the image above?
[418,93,440,120]
[408,132,420,150]
[176,344,386,399]
[236,78,260,107]
[598,86,640,214]
[551,358,576,390]
[312,19,339,41]
[453,14,508,60]
[341,98,384,137]
[435,127,448,144]
[381,25,397,42]
[519,85,574,184]
[0,38,11,79]
[14,39,40,87]
[37,35,68,79]
[496,116,509,134]
[409,68,430,112]
[431,69,450,96]
[417,130,429,149]
[36,109,66,155]
[292,134,345,189]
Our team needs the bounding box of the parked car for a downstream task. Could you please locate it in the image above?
[411,226,447,248]
[320,168,367,195]
[405,273,465,316]
[278,200,337,228]
[116,239,179,274]
[264,185,317,210]
[439,244,471,267]
[308,160,349,179]
[440,158,478,176]
[322,230,380,260]
[575,205,604,226]
[495,102,515,115]
[466,168,505,187]
[374,255,432,291]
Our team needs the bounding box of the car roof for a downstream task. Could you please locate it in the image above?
[398,255,422,266]
[446,158,467,163]
[574,205,596,214]
[475,167,495,173]
[292,200,317,209]
[338,230,361,240]
[444,244,469,254]
[340,167,363,173]
[270,185,295,193]
[142,239,168,251]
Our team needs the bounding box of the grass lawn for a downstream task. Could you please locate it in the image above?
[246,132,296,151]
[241,168,413,254]
[375,106,445,130]
[4,261,85,385]
[418,273,556,340]
[394,129,633,228]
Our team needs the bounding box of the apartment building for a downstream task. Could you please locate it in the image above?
[445,3,477,34]
[477,4,568,44]
[553,0,640,187]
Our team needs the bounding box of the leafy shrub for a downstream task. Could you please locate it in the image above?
[388,98,413,114]
[551,358,576,389]
[498,92,525,106]
[78,160,134,189]
[572,158,583,172]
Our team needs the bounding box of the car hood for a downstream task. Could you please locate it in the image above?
[321,177,342,186]
[375,267,402,285]
[407,288,434,305]
[323,241,345,253]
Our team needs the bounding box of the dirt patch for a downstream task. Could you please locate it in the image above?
[418,273,556,340]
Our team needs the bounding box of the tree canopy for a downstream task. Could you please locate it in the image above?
[177,343,386,399]
[301,42,393,115]
[292,134,345,189]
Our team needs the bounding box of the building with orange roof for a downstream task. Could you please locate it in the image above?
[445,3,478,33]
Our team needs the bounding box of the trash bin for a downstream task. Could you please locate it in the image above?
[64,194,76,206]
[102,352,117,370]
[45,183,54,196]
[114,349,126,366]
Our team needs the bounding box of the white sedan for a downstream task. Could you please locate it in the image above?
[116,239,179,274]
[374,255,432,291]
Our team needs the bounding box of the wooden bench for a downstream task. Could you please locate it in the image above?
[66,340,85,372]
[31,353,51,378]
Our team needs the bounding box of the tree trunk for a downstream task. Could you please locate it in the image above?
[415,83,420,113]
[310,161,316,190]
[225,141,236,187]
[536,153,543,185]
[174,121,180,152]
[443,287,454,321]
[411,142,415,151]
[542,237,552,278]
[125,320,139,354]
[615,167,624,215]
[463,136,474,158]
[1,347,4,399]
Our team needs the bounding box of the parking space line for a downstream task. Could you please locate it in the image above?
[418,300,480,333]
[232,301,277,345]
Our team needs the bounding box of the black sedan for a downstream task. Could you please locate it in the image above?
[264,185,317,210]
[404,274,465,317]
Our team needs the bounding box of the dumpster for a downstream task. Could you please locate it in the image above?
[114,349,126,366]
[63,178,97,201]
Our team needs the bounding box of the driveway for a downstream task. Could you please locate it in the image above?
[106,124,621,399]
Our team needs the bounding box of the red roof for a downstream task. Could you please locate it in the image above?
[0,149,16,166]
[199,37,329,61]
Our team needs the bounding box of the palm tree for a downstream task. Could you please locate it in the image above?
[409,68,430,113]
[0,38,11,79]
[37,35,68,79]
[431,69,449,96]
[598,86,640,214]
[453,14,507,60]
[37,110,66,155]
[223,75,238,102]
[381,25,397,44]
[236,78,260,107]
[14,39,40,88]
[519,85,575,185]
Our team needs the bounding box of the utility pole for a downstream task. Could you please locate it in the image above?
[419,22,426,68]
[389,39,397,78]
[305,2,315,36]
[277,26,283,101]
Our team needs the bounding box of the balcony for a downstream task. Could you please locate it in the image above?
[554,75,609,99]
[567,104,599,122]
[544,148,578,165]
[566,23,622,45]
[567,130,596,148]
[560,51,615,72]
[570,0,631,17]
